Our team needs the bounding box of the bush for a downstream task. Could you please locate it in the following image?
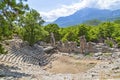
[0,44,8,54]
[105,40,113,48]
[117,42,120,48]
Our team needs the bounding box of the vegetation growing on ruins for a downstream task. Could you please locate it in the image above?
[0,0,29,53]
[0,0,120,54]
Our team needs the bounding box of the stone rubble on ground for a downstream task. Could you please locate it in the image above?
[0,38,120,80]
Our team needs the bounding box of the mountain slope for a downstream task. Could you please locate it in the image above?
[53,8,120,27]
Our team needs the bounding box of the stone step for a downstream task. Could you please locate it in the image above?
[0,54,5,60]
[14,54,24,64]
[1,55,8,61]
[32,59,39,65]
[1,45,47,66]
[17,55,24,64]
[10,54,21,63]
[12,50,39,65]
[10,47,17,52]
[0,54,39,66]
[24,56,39,65]
[21,55,36,64]
[9,54,19,63]
[5,53,16,62]
[30,58,38,65]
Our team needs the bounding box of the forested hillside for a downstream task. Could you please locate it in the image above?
[44,21,120,48]
[54,8,120,27]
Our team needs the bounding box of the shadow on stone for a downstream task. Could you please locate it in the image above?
[0,64,30,78]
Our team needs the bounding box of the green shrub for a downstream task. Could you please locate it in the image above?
[0,44,8,54]
[117,42,120,48]
[105,40,113,48]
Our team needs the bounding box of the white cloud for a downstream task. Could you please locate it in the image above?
[40,0,120,22]
[94,0,120,9]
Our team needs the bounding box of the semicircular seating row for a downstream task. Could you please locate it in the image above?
[0,45,52,66]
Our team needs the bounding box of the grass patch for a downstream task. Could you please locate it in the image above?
[103,53,112,56]
[85,53,94,57]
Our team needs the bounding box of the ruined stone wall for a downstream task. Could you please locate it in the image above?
[50,32,56,46]
[57,36,114,54]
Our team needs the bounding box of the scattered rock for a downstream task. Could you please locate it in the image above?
[94,52,103,57]
[112,67,120,70]
[1,38,120,80]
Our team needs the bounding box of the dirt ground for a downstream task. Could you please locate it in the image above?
[45,54,102,74]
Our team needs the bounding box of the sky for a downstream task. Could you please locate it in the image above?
[27,0,120,22]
